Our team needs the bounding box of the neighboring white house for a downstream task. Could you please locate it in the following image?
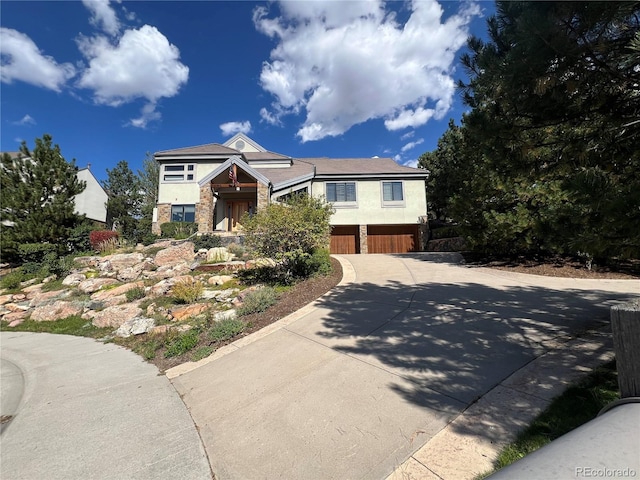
[75,167,108,224]
[2,152,108,225]
[153,134,429,253]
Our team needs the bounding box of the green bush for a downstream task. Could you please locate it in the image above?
[125,286,146,302]
[160,222,197,239]
[208,318,246,341]
[241,193,334,281]
[140,232,160,246]
[236,287,279,316]
[193,234,223,250]
[164,329,200,358]
[171,280,204,304]
[17,243,58,264]
[67,221,98,254]
[0,270,25,290]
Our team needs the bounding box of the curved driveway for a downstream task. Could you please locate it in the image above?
[170,253,639,480]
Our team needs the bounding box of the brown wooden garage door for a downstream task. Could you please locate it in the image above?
[330,226,360,254]
[367,224,419,253]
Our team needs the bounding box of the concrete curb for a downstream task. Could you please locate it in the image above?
[386,323,615,480]
[165,255,355,379]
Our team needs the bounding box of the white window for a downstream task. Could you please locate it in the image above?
[326,182,356,203]
[162,164,195,182]
[382,181,405,206]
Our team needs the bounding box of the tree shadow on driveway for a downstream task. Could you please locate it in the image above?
[302,276,634,437]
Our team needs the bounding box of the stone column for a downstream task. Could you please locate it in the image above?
[153,204,171,235]
[197,184,214,233]
[359,225,368,254]
[418,216,429,251]
[257,182,270,212]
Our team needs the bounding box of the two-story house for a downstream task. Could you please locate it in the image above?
[153,134,428,254]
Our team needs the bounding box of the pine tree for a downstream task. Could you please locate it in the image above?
[1,134,86,261]
[102,160,142,241]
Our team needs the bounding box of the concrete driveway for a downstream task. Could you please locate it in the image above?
[170,253,639,480]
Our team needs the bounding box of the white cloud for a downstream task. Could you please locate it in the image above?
[401,131,415,141]
[77,25,189,127]
[254,0,480,142]
[393,153,419,168]
[13,114,37,126]
[260,107,281,126]
[401,138,424,152]
[0,28,76,92]
[220,121,252,136]
[82,0,120,36]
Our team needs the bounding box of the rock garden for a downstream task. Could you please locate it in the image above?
[0,239,342,372]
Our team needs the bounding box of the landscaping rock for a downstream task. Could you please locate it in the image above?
[0,294,14,305]
[77,277,119,294]
[90,281,144,301]
[103,252,145,271]
[206,247,233,263]
[8,316,26,327]
[29,290,70,307]
[73,256,101,267]
[154,242,195,267]
[62,273,87,286]
[91,304,143,328]
[148,280,173,297]
[4,302,30,312]
[30,300,84,322]
[207,275,234,286]
[170,303,209,321]
[213,309,237,322]
[114,316,156,338]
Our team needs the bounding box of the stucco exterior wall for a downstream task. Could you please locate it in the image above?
[311,179,426,225]
[74,169,108,223]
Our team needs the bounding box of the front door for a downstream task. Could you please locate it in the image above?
[228,201,250,231]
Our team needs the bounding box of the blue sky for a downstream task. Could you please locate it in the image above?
[1,1,494,182]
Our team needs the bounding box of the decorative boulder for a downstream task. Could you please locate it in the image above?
[154,242,195,267]
[91,304,143,328]
[30,301,84,322]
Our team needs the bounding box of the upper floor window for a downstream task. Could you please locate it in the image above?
[326,182,356,203]
[382,181,404,205]
[163,164,195,182]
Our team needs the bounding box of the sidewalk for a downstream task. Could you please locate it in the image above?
[0,332,212,480]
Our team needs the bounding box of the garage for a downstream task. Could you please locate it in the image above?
[367,224,419,254]
[330,225,360,254]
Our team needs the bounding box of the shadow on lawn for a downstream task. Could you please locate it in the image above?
[312,257,634,437]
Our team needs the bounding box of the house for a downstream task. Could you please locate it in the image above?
[75,166,108,224]
[2,152,108,225]
[153,134,429,254]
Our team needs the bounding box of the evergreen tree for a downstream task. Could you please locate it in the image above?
[137,152,159,237]
[454,1,640,260]
[102,160,142,241]
[0,134,86,261]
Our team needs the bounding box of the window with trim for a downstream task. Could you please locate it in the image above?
[171,204,195,222]
[326,182,356,203]
[162,164,195,182]
[382,181,404,205]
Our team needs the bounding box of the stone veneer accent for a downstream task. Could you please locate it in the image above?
[152,204,171,235]
[257,183,269,212]
[197,184,214,233]
[359,225,368,254]
[418,216,429,251]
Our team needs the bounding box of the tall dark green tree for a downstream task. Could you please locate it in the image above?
[137,152,159,236]
[418,120,475,220]
[455,1,640,260]
[102,160,142,240]
[0,134,86,261]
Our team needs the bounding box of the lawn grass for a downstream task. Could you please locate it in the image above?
[477,360,619,478]
[0,315,112,338]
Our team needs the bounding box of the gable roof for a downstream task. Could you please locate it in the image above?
[155,143,239,157]
[198,155,271,187]
[300,157,428,177]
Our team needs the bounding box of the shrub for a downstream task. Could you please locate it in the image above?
[171,280,204,304]
[125,286,146,302]
[0,270,24,290]
[160,222,197,239]
[192,345,214,361]
[17,243,57,264]
[227,243,247,258]
[208,318,246,341]
[164,329,200,358]
[236,287,279,316]
[67,221,98,254]
[193,234,223,250]
[89,230,119,251]
[141,232,160,246]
